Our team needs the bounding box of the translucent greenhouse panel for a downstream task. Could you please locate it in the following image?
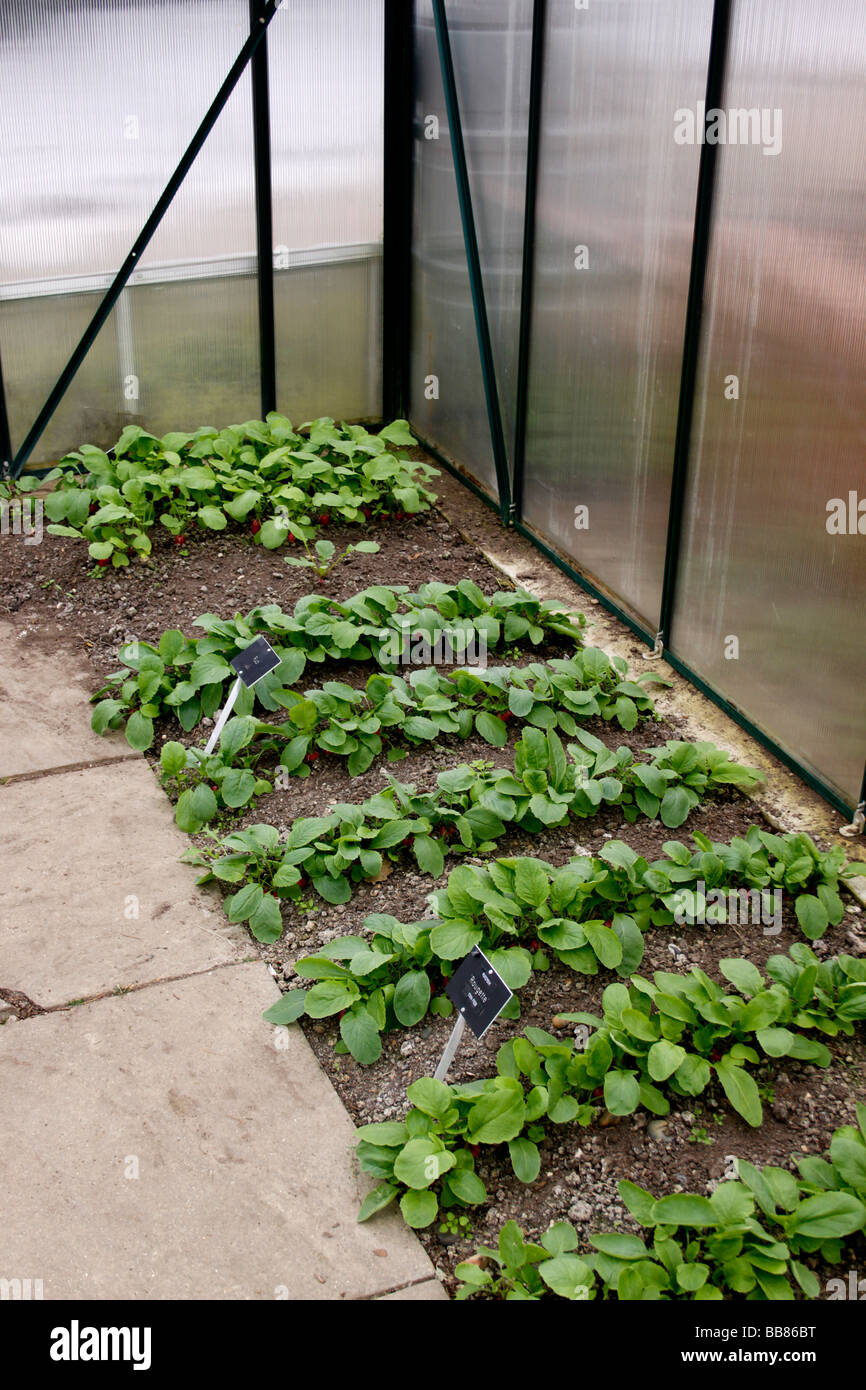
[0,0,252,460]
[410,0,532,495]
[268,0,384,423]
[671,0,866,807]
[521,0,713,626]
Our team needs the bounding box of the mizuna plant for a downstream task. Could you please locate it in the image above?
[184,730,764,911]
[351,947,864,1229]
[89,585,588,749]
[456,1108,866,1300]
[45,417,438,562]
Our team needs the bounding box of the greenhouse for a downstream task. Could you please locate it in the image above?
[0,0,864,1338]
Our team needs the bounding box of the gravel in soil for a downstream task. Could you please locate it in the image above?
[3,476,865,1297]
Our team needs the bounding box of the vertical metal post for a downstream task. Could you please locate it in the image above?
[431,0,513,525]
[0,347,13,474]
[251,0,277,417]
[382,0,414,421]
[840,763,866,837]
[510,0,546,523]
[653,0,732,656]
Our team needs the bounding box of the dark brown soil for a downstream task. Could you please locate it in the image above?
[2,463,864,1301]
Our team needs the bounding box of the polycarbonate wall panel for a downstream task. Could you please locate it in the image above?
[410,0,532,491]
[0,0,255,460]
[671,0,866,805]
[268,0,384,422]
[521,0,713,625]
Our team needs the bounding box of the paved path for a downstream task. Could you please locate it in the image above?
[0,623,445,1300]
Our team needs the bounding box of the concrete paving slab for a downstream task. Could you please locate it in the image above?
[0,621,136,777]
[0,963,438,1300]
[0,760,248,1007]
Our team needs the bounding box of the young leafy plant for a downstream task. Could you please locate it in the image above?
[284,536,380,580]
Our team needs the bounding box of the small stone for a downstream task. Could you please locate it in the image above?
[648,1119,672,1144]
[567,1201,592,1222]
[399,1039,414,1056]
[373,1249,388,1258]
[772,1101,790,1123]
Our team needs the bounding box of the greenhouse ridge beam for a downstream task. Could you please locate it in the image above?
[510,0,546,521]
[431,0,513,527]
[251,0,277,418]
[655,0,732,653]
[8,0,281,478]
[382,0,414,420]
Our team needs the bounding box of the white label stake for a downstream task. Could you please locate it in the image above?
[433,1012,466,1083]
[203,675,242,756]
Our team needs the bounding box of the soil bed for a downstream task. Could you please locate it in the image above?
[2,465,864,1300]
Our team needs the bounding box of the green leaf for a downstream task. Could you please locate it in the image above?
[219,768,257,809]
[357,1181,398,1222]
[175,783,218,832]
[393,970,431,1026]
[446,1168,487,1205]
[262,990,307,1025]
[582,919,623,969]
[125,710,154,751]
[400,1189,439,1228]
[340,1007,383,1064]
[786,1192,866,1239]
[514,859,550,909]
[312,874,352,905]
[406,1078,453,1118]
[604,1070,640,1115]
[829,1132,866,1191]
[508,1138,541,1183]
[650,1194,716,1227]
[468,1085,526,1144]
[393,1139,456,1190]
[659,786,691,828]
[541,1223,578,1256]
[676,1262,709,1292]
[795,894,830,939]
[305,980,360,1018]
[476,711,508,747]
[719,958,764,996]
[715,1058,763,1127]
[160,741,188,777]
[647,1040,687,1082]
[429,920,483,959]
[539,1255,594,1300]
[589,1233,648,1259]
[197,505,227,530]
[413,833,444,879]
[248,892,283,943]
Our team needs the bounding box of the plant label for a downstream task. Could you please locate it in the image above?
[230,635,281,687]
[445,945,512,1040]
